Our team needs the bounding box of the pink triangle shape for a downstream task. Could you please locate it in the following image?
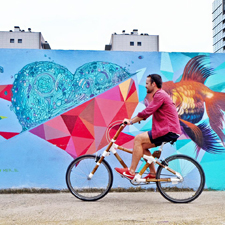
[98,86,122,101]
[122,139,134,149]
[72,136,94,156]
[65,137,77,158]
[44,124,72,140]
[85,141,96,155]
[45,116,70,135]
[94,126,107,149]
[29,124,46,139]
[95,98,124,125]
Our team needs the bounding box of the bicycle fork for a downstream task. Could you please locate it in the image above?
[88,124,127,179]
[88,142,125,179]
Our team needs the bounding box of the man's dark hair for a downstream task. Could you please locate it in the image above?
[147,74,162,88]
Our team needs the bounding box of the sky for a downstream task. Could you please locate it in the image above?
[1,0,214,52]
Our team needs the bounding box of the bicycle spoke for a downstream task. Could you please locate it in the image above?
[156,154,205,203]
[66,155,113,201]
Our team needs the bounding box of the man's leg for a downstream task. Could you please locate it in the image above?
[129,132,155,175]
[142,144,156,175]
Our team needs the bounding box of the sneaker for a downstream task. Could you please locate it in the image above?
[144,173,156,179]
[115,168,135,180]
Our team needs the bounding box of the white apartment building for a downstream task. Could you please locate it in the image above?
[212,0,225,53]
[0,26,50,49]
[105,29,159,52]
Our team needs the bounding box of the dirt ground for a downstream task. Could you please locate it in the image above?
[0,191,225,225]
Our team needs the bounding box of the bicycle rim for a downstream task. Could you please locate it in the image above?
[156,154,205,203]
[66,155,113,201]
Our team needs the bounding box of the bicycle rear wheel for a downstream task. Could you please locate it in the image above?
[156,154,205,203]
[66,155,113,201]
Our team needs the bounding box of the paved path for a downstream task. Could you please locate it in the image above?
[0,191,225,224]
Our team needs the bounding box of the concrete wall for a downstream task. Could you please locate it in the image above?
[0,50,225,190]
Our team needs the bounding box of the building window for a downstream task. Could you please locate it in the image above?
[18,39,22,43]
[130,41,134,46]
[10,39,14,43]
[137,42,142,46]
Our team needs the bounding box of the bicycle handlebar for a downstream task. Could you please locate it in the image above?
[122,121,141,126]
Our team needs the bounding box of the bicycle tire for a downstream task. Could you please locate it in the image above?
[156,154,205,203]
[66,154,113,201]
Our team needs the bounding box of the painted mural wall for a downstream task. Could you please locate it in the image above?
[0,49,225,190]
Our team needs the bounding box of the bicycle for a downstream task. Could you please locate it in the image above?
[66,122,205,203]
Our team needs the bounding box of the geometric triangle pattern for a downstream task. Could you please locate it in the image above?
[0,85,13,102]
[29,78,138,158]
[0,131,20,139]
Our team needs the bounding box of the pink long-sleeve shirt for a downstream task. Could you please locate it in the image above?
[137,89,181,139]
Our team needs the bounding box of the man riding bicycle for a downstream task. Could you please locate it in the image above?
[115,74,181,180]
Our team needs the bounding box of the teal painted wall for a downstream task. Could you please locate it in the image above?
[0,50,224,190]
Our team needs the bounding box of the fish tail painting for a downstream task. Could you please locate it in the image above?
[205,91,225,145]
[179,119,223,154]
[162,55,225,155]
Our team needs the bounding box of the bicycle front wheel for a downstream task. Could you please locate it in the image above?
[66,155,113,201]
[156,154,205,203]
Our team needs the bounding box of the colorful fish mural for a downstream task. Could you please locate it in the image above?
[145,55,225,155]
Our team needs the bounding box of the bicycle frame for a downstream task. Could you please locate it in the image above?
[89,124,182,184]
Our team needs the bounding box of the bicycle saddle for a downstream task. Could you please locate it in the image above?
[169,139,178,145]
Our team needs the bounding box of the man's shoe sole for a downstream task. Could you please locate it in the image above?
[115,170,135,180]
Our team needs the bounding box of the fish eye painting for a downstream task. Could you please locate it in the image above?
[0,50,224,190]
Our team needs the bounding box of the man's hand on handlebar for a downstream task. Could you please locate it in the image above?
[123,118,131,125]
[123,116,143,125]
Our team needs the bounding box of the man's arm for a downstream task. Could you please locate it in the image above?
[124,91,164,125]
[137,91,164,120]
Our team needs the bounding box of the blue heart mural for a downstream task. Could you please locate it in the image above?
[11,61,134,131]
